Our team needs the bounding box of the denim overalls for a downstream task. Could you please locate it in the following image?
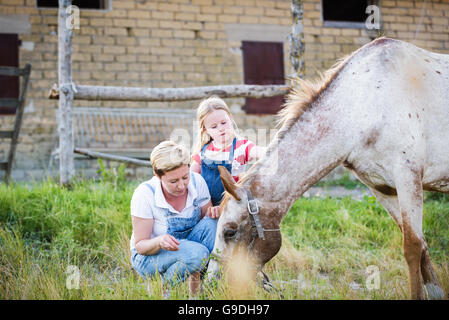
[131,172,218,285]
[144,172,207,240]
[201,138,237,206]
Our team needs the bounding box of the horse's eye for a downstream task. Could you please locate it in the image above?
[223,228,237,240]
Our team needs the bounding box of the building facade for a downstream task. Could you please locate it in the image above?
[0,0,448,181]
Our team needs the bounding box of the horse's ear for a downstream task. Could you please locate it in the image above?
[218,165,241,201]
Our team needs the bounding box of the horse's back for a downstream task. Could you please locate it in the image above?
[342,38,449,192]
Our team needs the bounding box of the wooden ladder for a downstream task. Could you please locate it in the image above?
[0,64,31,183]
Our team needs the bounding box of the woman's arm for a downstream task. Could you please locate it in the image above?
[132,216,159,255]
[200,200,211,219]
[132,216,179,255]
[200,200,220,219]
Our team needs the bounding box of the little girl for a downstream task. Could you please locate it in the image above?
[191,96,265,207]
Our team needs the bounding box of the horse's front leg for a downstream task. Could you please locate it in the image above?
[394,166,426,300]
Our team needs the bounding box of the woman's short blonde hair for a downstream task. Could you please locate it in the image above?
[150,141,190,177]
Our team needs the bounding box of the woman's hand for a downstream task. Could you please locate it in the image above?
[207,206,221,219]
[158,234,180,251]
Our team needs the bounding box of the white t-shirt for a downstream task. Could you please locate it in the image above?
[129,171,211,250]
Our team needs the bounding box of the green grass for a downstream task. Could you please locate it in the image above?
[269,194,449,299]
[1,173,448,299]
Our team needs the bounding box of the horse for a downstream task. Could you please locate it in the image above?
[206,37,449,300]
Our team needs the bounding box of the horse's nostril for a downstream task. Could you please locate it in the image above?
[223,228,237,240]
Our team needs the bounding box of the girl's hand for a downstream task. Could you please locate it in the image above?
[249,145,267,162]
[158,234,180,251]
[207,206,221,219]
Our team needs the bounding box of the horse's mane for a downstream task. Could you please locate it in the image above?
[219,37,389,208]
[276,54,351,140]
[218,53,351,209]
[276,37,393,138]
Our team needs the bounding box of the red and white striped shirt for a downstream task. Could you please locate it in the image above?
[192,138,255,182]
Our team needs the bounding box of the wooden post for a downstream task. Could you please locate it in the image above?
[48,83,288,101]
[290,0,305,80]
[58,0,74,185]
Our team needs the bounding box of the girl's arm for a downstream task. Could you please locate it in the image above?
[191,161,201,174]
[132,216,179,254]
[249,145,267,162]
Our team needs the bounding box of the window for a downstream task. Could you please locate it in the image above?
[0,33,19,115]
[241,41,285,115]
[322,0,379,28]
[36,0,107,10]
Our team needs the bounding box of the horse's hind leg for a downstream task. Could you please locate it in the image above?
[420,243,445,299]
[394,167,433,300]
[370,188,444,299]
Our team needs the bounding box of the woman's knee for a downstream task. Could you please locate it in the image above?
[203,218,218,251]
[132,255,155,279]
[131,251,166,279]
[201,216,218,229]
[192,217,218,251]
[180,241,210,270]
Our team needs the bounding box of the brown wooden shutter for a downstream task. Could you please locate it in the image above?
[242,41,285,114]
[0,33,19,115]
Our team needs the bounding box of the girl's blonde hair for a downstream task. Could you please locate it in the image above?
[192,96,239,157]
[150,141,190,177]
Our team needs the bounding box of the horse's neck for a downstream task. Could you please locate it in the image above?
[250,100,351,219]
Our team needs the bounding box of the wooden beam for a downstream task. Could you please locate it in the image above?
[0,98,19,108]
[0,66,26,77]
[75,148,151,167]
[48,83,289,102]
[0,130,14,139]
[5,64,31,183]
[58,0,75,185]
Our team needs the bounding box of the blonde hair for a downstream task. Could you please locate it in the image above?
[150,141,190,177]
[192,96,239,157]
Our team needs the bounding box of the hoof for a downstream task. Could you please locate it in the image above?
[425,283,445,300]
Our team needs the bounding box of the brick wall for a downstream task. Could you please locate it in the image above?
[303,0,449,72]
[0,0,448,181]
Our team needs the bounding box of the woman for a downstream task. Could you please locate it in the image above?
[130,141,220,296]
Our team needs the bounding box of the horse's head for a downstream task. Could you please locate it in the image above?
[207,166,282,279]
